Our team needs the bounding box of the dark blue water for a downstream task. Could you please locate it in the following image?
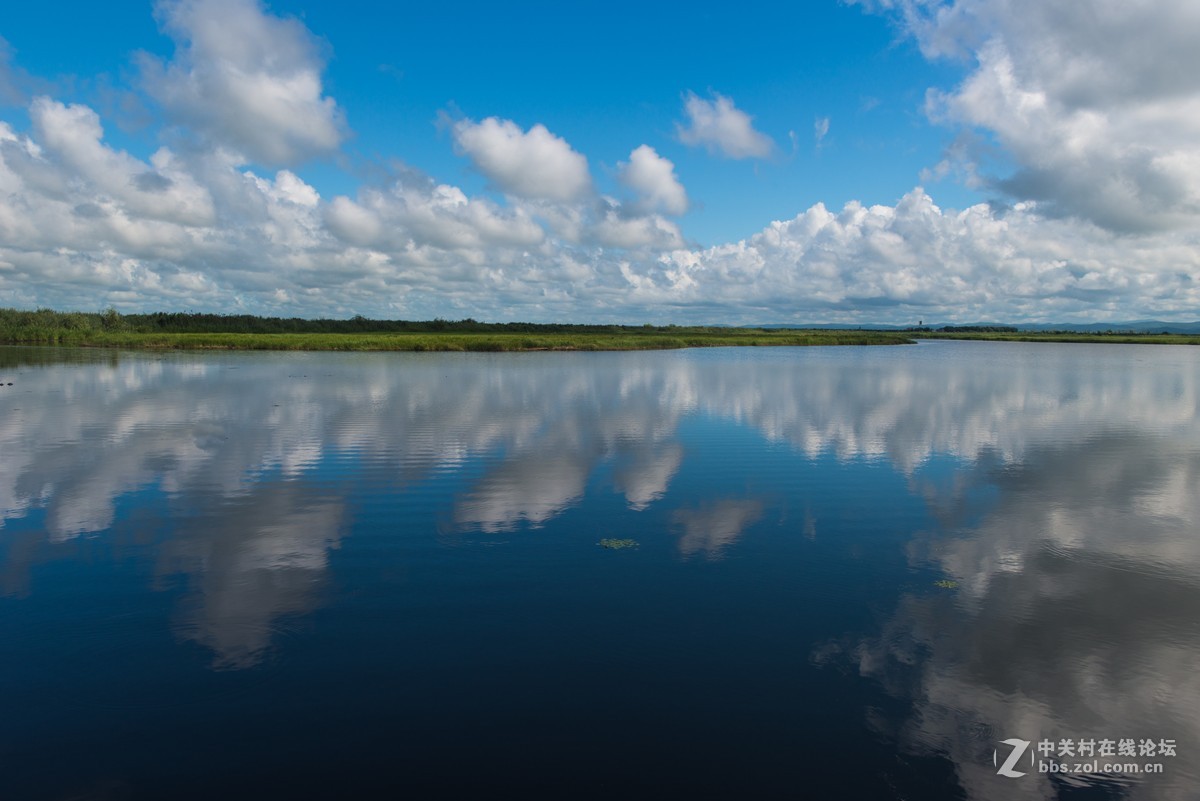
[1,342,1197,800]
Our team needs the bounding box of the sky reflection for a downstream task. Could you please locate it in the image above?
[2,342,1199,798]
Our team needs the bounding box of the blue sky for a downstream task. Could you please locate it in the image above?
[0,0,1197,323]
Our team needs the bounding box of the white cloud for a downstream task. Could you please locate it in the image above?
[451,116,592,201]
[323,195,382,247]
[0,99,352,312]
[617,145,688,215]
[0,10,1197,326]
[142,0,345,166]
[650,189,1200,322]
[813,116,830,149]
[677,91,774,159]
[588,202,685,250]
[326,177,546,253]
[0,98,608,320]
[30,97,216,227]
[2,92,1198,323]
[856,0,1200,232]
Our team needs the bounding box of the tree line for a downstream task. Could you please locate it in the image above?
[0,307,736,340]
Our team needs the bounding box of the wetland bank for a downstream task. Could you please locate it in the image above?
[0,308,909,350]
[4,308,1199,352]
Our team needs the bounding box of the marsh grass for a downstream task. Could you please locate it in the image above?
[910,331,1200,345]
[18,330,911,351]
[10,307,1196,350]
[0,308,912,351]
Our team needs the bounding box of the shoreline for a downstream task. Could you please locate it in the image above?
[0,330,914,351]
[1,330,1197,352]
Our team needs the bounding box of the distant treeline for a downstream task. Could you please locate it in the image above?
[9,309,1189,350]
[905,325,1019,333]
[120,312,670,334]
[0,307,740,342]
[0,307,918,351]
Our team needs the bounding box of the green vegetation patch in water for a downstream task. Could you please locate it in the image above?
[598,538,638,550]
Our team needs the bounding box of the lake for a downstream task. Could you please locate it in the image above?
[1,341,1197,800]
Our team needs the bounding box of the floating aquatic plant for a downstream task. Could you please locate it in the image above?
[599,538,638,550]
[933,579,958,589]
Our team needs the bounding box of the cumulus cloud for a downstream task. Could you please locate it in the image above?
[0,99,356,312]
[617,145,688,216]
[0,94,691,321]
[588,199,685,250]
[1,89,1198,323]
[855,0,1200,232]
[325,177,545,253]
[0,1,1197,325]
[141,0,345,166]
[30,97,216,227]
[450,116,592,201]
[677,91,774,159]
[639,187,1200,324]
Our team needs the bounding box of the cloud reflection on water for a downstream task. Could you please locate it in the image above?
[159,482,345,669]
[818,432,1200,800]
[1,332,1198,794]
[673,498,765,559]
[4,345,1197,543]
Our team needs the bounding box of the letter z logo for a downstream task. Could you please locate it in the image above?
[994,738,1032,778]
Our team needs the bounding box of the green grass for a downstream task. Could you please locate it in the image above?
[0,308,912,351]
[0,329,911,351]
[6,307,1197,351]
[910,331,1200,345]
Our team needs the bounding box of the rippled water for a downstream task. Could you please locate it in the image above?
[1,342,1197,800]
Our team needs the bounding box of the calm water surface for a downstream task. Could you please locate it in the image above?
[1,342,1198,800]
